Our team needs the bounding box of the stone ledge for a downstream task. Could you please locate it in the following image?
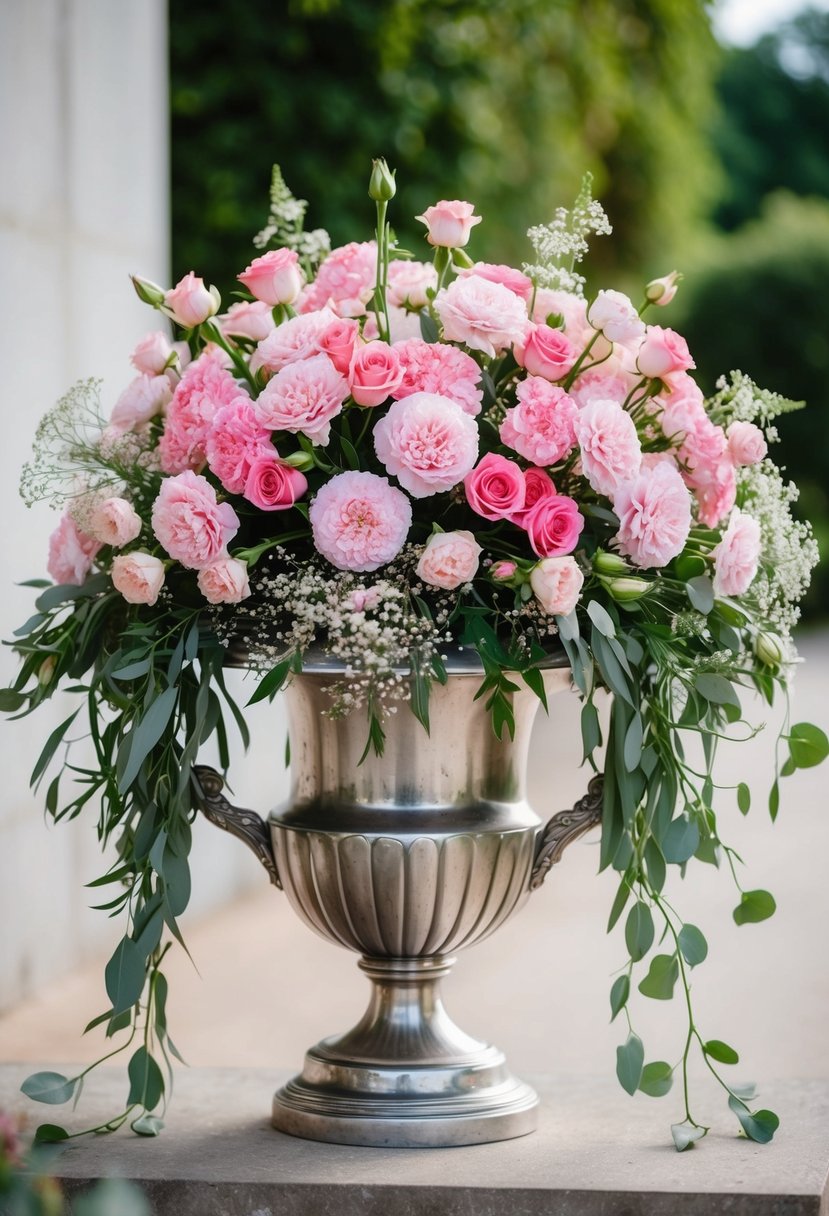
[3,1066,829,1215]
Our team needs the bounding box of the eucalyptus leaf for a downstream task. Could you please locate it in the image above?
[728,1095,779,1144]
[733,889,776,926]
[105,936,147,1015]
[33,1123,70,1143]
[21,1071,76,1105]
[639,1061,673,1098]
[704,1039,739,1065]
[127,1046,164,1111]
[787,722,829,769]
[638,953,679,1001]
[625,901,654,962]
[609,974,630,1022]
[686,576,714,614]
[662,815,700,865]
[616,1032,644,1096]
[694,673,740,708]
[678,923,708,967]
[117,687,178,793]
[671,1121,707,1151]
[419,311,439,343]
[131,1113,165,1136]
[737,783,751,814]
[587,599,616,638]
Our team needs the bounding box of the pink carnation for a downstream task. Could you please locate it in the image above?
[458,262,533,301]
[220,300,276,342]
[569,371,631,410]
[392,339,483,416]
[151,470,240,569]
[254,353,348,445]
[727,421,767,467]
[435,274,528,358]
[573,398,642,496]
[523,495,584,558]
[674,413,736,528]
[206,398,274,494]
[613,461,692,569]
[374,392,479,498]
[197,557,252,604]
[387,260,438,309]
[158,350,242,474]
[309,471,412,572]
[713,510,762,596]
[500,378,577,465]
[416,530,482,590]
[47,514,102,585]
[299,242,377,317]
[110,374,172,433]
[251,307,337,376]
[111,552,165,606]
[514,324,578,382]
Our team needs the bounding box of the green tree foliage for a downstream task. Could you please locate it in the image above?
[169,0,718,287]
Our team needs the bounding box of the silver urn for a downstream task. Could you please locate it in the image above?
[193,649,602,1148]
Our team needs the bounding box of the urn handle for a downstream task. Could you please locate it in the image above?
[530,775,604,890]
[191,765,281,889]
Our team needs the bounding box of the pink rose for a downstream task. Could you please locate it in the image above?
[111,552,166,606]
[349,341,404,407]
[416,200,482,248]
[319,317,360,375]
[206,398,274,494]
[387,260,438,309]
[131,331,174,375]
[637,326,695,380]
[530,556,584,616]
[458,262,533,301]
[197,557,252,605]
[569,371,632,410]
[164,272,219,328]
[587,290,645,344]
[244,454,308,510]
[500,378,578,466]
[491,560,518,581]
[255,353,349,445]
[613,461,692,569]
[712,509,762,596]
[532,289,589,335]
[158,350,243,474]
[47,514,102,585]
[387,306,424,343]
[89,497,142,547]
[416,530,482,590]
[464,453,526,520]
[514,324,578,381]
[238,248,303,306]
[523,495,584,558]
[672,411,736,528]
[309,471,412,572]
[110,374,172,433]
[573,398,642,497]
[298,242,377,317]
[435,274,528,358]
[251,307,337,376]
[727,420,767,467]
[151,470,240,569]
[374,392,479,498]
[510,467,557,525]
[392,339,482,416]
[220,300,276,341]
[646,271,681,306]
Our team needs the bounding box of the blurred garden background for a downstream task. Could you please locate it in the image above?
[169,0,829,615]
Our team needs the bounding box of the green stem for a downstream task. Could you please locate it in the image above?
[563,330,600,390]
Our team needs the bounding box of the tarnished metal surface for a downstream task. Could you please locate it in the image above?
[191,765,281,888]
[530,775,605,890]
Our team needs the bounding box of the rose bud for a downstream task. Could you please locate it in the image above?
[131,275,166,307]
[754,631,783,668]
[369,157,397,202]
[416,200,482,248]
[645,271,682,306]
[490,560,519,582]
[593,550,629,575]
[164,272,220,328]
[606,576,651,602]
[238,249,303,307]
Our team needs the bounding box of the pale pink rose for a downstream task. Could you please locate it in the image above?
[206,398,274,494]
[458,262,533,301]
[514,324,578,382]
[464,452,526,520]
[299,242,377,317]
[164,272,219,328]
[530,556,584,615]
[131,331,174,375]
[89,497,142,547]
[251,307,337,376]
[416,530,482,590]
[727,420,767,467]
[349,341,404,407]
[110,374,173,433]
[532,289,589,335]
[712,509,762,596]
[613,461,692,569]
[220,300,276,341]
[319,317,360,374]
[346,586,382,612]
[387,260,438,309]
[244,454,308,510]
[387,306,424,343]
[151,470,240,569]
[691,457,737,530]
[587,290,645,344]
[646,271,681,306]
[658,376,707,443]
[573,398,642,496]
[509,467,557,525]
[416,200,482,248]
[491,560,518,581]
[374,392,479,498]
[569,371,632,409]
[671,410,736,527]
[158,350,243,473]
[111,552,166,605]
[435,275,528,357]
[238,248,303,306]
[47,514,102,585]
[637,326,695,380]
[523,495,584,558]
[197,557,252,604]
[392,339,482,416]
[254,353,348,445]
[309,471,412,571]
[500,378,578,466]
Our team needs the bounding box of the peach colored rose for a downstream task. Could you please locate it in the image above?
[220,300,276,341]
[151,470,239,569]
[238,248,303,306]
[244,454,308,510]
[349,341,404,407]
[464,452,526,520]
[435,275,528,358]
[727,420,767,467]
[712,510,761,596]
[514,324,578,381]
[111,552,166,605]
[416,530,481,590]
[416,200,482,247]
[197,557,251,604]
[47,514,102,585]
[374,392,478,498]
[636,326,695,380]
[164,272,219,328]
[89,497,142,547]
[131,331,175,375]
[530,556,584,616]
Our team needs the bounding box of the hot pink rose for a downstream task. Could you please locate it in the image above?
[319,318,360,374]
[613,461,692,569]
[164,272,219,328]
[727,420,767,467]
[514,324,578,381]
[712,510,762,596]
[255,353,349,445]
[435,275,528,358]
[111,552,166,605]
[374,392,479,498]
[151,470,240,569]
[251,307,337,376]
[47,514,102,585]
[416,200,482,248]
[387,260,438,309]
[510,467,557,525]
[349,341,403,407]
[244,454,308,510]
[131,331,175,375]
[637,326,695,380]
[530,556,584,616]
[206,398,274,494]
[89,497,142,547]
[458,262,533,301]
[309,471,412,571]
[573,398,642,497]
[110,374,172,433]
[416,530,482,590]
[158,350,243,473]
[587,290,645,345]
[197,557,252,604]
[299,242,377,317]
[220,300,276,341]
[500,379,578,466]
[464,453,526,520]
[238,248,303,306]
[392,339,482,416]
[523,495,584,558]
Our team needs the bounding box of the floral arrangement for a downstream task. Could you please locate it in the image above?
[3,161,826,1151]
